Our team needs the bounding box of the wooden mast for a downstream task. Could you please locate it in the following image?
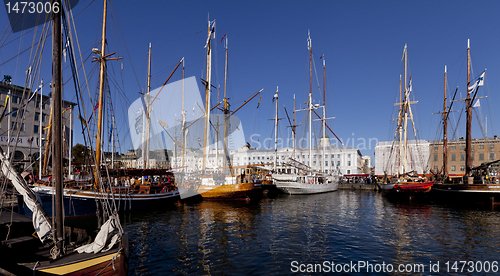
[182,58,186,172]
[202,20,213,172]
[52,0,64,255]
[308,30,313,168]
[403,45,408,174]
[274,87,278,170]
[465,39,472,175]
[322,56,326,173]
[223,35,231,168]
[443,65,448,177]
[95,0,107,175]
[144,43,152,169]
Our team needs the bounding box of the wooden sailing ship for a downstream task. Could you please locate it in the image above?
[432,40,500,204]
[190,22,263,200]
[272,31,339,195]
[31,21,179,216]
[0,1,128,274]
[380,45,433,195]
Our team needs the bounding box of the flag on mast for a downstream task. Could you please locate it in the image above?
[468,70,486,91]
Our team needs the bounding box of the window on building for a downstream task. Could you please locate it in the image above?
[35,112,39,121]
[460,153,465,161]
[325,161,328,166]
[337,154,340,158]
[434,154,438,162]
[451,146,456,150]
[434,146,438,151]
[490,144,495,149]
[348,161,351,166]
[451,165,456,171]
[460,165,465,171]
[479,153,484,161]
[337,161,340,166]
[347,170,351,174]
[479,145,484,149]
[348,154,351,158]
[433,165,438,170]
[460,146,465,150]
[451,153,456,161]
[472,145,475,150]
[331,154,334,159]
[490,153,495,161]
[34,125,39,133]
[472,153,475,161]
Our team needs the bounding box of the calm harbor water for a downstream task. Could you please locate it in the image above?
[120,191,500,275]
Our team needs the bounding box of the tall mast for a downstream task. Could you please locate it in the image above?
[443,65,448,176]
[465,39,472,175]
[182,58,186,172]
[274,87,279,170]
[322,57,326,173]
[403,45,408,174]
[398,74,402,177]
[223,35,230,168]
[202,20,213,172]
[144,43,151,169]
[95,0,107,173]
[308,30,312,168]
[52,0,64,255]
[39,80,43,179]
[293,94,296,159]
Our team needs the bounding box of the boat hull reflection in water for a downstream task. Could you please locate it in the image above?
[121,191,500,274]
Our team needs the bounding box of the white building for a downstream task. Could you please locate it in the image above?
[374,140,430,176]
[0,81,75,171]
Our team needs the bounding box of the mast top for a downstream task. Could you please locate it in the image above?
[445,65,447,73]
[468,39,470,49]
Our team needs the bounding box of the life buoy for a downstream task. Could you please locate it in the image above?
[48,176,53,182]
[162,186,168,193]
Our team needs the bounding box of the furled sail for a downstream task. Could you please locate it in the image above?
[0,150,51,242]
[75,215,121,254]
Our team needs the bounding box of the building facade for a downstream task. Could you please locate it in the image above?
[428,136,500,175]
[121,144,364,176]
[374,140,430,176]
[0,81,74,171]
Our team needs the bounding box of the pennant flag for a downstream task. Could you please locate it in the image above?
[205,20,216,48]
[257,95,262,108]
[220,34,226,44]
[0,92,36,123]
[43,125,51,130]
[468,70,486,91]
[62,106,71,114]
[473,99,480,108]
[401,44,407,62]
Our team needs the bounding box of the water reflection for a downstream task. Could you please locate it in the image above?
[121,191,500,275]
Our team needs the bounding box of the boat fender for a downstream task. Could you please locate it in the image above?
[162,186,167,193]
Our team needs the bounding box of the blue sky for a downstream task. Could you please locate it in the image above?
[1,0,499,162]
